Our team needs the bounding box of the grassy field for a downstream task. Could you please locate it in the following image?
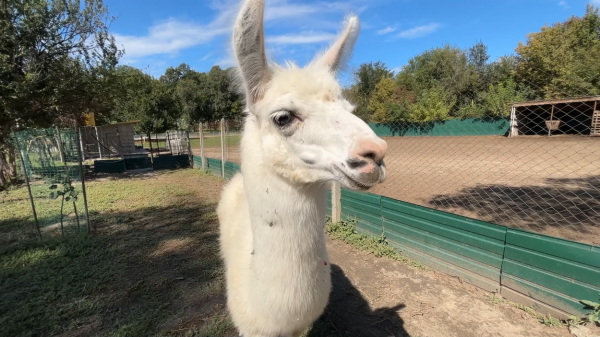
[0,170,235,337]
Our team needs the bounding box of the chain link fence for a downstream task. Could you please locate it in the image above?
[225,118,242,165]
[195,107,600,246]
[7,128,91,243]
[189,119,242,171]
[368,93,600,246]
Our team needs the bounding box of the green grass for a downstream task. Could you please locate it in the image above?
[484,293,567,328]
[136,135,241,150]
[0,169,233,337]
[325,216,425,269]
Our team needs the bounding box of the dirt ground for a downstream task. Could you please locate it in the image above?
[316,237,600,337]
[196,135,600,245]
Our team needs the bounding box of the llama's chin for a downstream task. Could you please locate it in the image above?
[336,167,385,191]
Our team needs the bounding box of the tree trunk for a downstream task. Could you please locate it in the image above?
[0,151,10,186]
[60,194,65,236]
[73,200,80,232]
[7,145,17,177]
[0,167,6,186]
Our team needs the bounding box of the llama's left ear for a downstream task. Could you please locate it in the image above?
[232,0,269,105]
[313,14,360,73]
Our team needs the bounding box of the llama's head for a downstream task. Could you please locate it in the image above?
[232,0,387,191]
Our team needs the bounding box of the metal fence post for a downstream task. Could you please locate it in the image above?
[332,182,341,223]
[74,121,92,233]
[15,137,41,240]
[200,122,206,171]
[55,125,66,163]
[186,131,192,167]
[220,118,226,178]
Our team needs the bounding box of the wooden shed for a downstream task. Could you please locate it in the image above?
[509,96,600,137]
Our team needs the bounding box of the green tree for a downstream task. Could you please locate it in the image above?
[143,80,179,134]
[342,85,370,122]
[396,44,477,103]
[111,66,154,125]
[346,62,394,121]
[175,70,212,129]
[112,66,178,135]
[409,86,455,122]
[206,66,243,120]
[468,41,490,76]
[481,79,526,117]
[0,0,121,186]
[160,63,192,87]
[515,4,600,99]
[354,61,394,98]
[368,78,416,123]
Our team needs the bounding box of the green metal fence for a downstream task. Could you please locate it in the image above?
[369,117,510,137]
[338,188,600,319]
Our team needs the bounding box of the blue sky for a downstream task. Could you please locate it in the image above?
[104,0,600,85]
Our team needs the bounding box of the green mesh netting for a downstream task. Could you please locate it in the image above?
[10,128,89,238]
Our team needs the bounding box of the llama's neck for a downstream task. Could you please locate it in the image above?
[240,117,328,261]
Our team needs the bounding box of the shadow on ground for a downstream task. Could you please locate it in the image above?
[0,199,236,337]
[1,174,407,337]
[429,175,600,244]
[306,264,408,337]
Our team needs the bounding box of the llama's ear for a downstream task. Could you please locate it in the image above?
[313,14,360,73]
[232,0,269,105]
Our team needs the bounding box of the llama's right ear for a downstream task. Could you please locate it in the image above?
[313,14,360,73]
[232,0,269,105]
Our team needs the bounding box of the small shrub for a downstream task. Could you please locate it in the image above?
[580,295,600,325]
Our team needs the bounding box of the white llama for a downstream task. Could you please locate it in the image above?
[217,1,388,336]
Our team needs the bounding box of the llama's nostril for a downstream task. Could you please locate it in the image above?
[361,151,377,162]
[346,158,367,169]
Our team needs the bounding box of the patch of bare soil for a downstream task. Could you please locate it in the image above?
[310,236,597,337]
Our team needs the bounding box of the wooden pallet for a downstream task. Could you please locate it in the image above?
[592,110,600,136]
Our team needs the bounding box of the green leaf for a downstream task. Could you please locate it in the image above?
[65,196,71,202]
[49,192,57,199]
[57,191,64,196]
[49,184,57,189]
[588,313,598,323]
[580,300,600,308]
[72,190,79,197]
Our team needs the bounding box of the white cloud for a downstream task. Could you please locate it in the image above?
[396,23,441,39]
[267,32,336,44]
[200,53,213,62]
[115,0,367,62]
[558,1,570,8]
[377,26,396,35]
[115,19,228,59]
[391,66,403,74]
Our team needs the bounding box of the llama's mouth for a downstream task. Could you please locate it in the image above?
[337,169,372,191]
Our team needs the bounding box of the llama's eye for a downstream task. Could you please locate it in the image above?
[273,112,294,127]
